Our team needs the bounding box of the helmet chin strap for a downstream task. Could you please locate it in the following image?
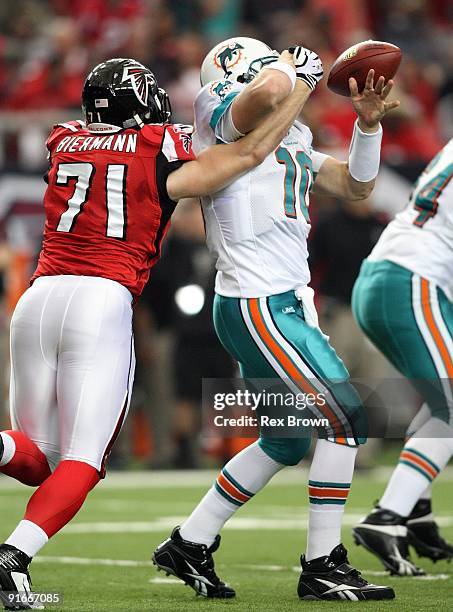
[123,113,144,129]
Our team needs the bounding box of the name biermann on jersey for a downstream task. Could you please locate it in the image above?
[55,133,137,154]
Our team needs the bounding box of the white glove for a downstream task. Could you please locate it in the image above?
[289,46,323,90]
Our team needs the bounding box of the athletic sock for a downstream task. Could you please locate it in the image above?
[180,441,284,546]
[0,431,51,486]
[5,460,100,557]
[306,439,357,561]
[379,417,453,517]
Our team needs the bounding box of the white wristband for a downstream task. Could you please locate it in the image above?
[265,61,297,92]
[348,119,383,182]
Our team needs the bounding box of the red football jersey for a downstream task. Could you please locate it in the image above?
[32,120,195,298]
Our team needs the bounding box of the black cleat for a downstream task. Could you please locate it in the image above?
[0,544,34,610]
[0,435,3,464]
[353,507,425,576]
[298,543,395,601]
[152,527,235,598]
[406,499,453,562]
[407,520,453,562]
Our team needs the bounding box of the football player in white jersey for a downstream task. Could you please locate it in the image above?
[353,140,453,575]
[154,38,400,600]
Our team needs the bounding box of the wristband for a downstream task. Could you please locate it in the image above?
[265,61,297,92]
[348,119,383,182]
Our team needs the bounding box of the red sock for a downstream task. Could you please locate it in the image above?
[0,430,51,486]
[24,460,100,538]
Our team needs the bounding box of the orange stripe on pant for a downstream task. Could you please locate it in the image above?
[247,298,346,439]
[217,473,250,504]
[400,450,437,479]
[420,279,453,378]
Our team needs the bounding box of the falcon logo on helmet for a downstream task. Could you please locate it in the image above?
[121,64,156,107]
[214,43,244,78]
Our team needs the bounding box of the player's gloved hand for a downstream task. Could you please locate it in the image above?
[288,46,323,90]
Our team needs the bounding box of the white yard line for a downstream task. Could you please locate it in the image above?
[34,556,450,581]
[34,556,153,567]
[62,514,453,534]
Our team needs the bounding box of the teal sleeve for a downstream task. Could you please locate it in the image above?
[209,91,240,131]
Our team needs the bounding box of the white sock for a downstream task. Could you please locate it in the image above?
[180,441,284,546]
[380,417,453,517]
[0,432,16,466]
[419,484,432,501]
[306,439,357,561]
[5,520,48,558]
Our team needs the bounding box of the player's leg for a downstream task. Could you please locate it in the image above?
[249,291,391,600]
[402,405,453,561]
[0,281,61,605]
[153,294,293,598]
[379,283,453,562]
[155,291,393,600]
[353,261,453,573]
[4,278,135,565]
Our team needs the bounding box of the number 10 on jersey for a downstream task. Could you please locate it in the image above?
[275,147,312,222]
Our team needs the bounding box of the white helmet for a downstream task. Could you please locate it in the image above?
[200,36,278,86]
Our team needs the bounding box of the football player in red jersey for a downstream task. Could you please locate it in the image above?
[0,56,312,605]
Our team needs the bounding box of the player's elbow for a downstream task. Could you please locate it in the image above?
[248,74,288,113]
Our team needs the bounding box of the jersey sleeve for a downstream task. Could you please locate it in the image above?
[156,124,196,205]
[310,149,331,180]
[194,80,244,144]
[161,124,195,163]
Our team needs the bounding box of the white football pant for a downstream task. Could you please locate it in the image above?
[9,275,135,473]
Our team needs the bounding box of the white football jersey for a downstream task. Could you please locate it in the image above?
[193,80,329,298]
[369,138,453,300]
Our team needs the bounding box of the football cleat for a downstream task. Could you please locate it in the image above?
[298,543,395,601]
[0,544,34,610]
[407,520,453,562]
[152,527,235,598]
[353,507,425,576]
[0,435,3,464]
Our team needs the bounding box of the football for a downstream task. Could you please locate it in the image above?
[327,40,402,97]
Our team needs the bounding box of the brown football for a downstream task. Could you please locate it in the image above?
[327,40,402,97]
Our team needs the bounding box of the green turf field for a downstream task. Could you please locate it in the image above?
[0,468,452,611]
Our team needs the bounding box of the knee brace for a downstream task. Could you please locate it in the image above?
[258,436,311,466]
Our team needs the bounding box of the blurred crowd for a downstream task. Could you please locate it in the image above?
[0,0,452,468]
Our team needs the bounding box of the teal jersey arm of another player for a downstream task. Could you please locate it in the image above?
[411,150,453,227]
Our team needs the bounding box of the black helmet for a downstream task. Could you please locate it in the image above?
[81,58,171,128]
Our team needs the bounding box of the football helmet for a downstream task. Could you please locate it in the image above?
[200,37,278,86]
[82,58,171,128]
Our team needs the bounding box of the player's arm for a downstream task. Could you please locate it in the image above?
[167,80,312,201]
[313,69,400,201]
[223,47,323,137]
[228,51,297,134]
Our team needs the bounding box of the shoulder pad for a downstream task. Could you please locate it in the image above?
[46,120,86,150]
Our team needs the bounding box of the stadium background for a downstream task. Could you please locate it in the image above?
[0,3,452,609]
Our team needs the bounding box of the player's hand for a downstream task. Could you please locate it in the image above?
[278,50,296,69]
[288,46,323,90]
[349,69,400,133]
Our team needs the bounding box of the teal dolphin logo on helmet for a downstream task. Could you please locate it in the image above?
[214,43,245,78]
